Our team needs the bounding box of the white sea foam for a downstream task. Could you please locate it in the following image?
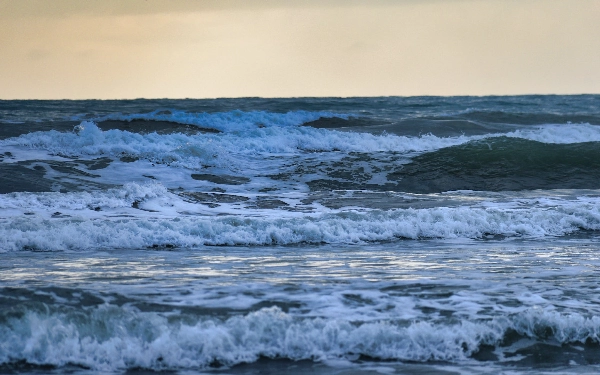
[506,123,600,144]
[2,186,600,251]
[3,121,473,159]
[0,305,597,371]
[3,122,599,173]
[0,182,167,212]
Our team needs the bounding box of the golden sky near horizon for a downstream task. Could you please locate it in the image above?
[1,0,599,99]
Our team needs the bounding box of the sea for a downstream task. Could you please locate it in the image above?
[1,95,600,375]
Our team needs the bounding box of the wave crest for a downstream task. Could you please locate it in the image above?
[1,305,598,371]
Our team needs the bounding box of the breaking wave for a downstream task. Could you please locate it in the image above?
[0,305,598,371]
[2,183,600,251]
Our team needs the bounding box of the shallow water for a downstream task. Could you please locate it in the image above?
[3,239,600,374]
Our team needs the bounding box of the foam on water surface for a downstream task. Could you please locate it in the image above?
[1,182,600,251]
[2,301,600,372]
[3,98,600,374]
[3,120,600,197]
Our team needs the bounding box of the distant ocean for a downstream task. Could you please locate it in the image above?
[1,95,600,374]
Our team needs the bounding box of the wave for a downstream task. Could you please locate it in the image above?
[91,108,600,144]
[2,185,600,250]
[2,122,600,196]
[506,123,600,144]
[0,305,598,371]
[1,122,473,170]
[0,182,166,212]
[4,121,600,164]
[393,137,600,193]
[93,109,350,132]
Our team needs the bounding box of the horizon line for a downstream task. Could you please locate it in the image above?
[1,93,598,101]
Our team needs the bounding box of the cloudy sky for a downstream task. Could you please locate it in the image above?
[1,0,599,99]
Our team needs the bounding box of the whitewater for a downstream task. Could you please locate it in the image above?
[1,95,600,374]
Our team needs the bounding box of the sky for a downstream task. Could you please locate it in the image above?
[1,0,599,99]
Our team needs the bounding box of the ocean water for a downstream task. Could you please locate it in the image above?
[1,95,600,374]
